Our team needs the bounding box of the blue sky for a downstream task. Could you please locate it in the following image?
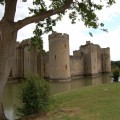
[89,13,120,35]
[0,0,120,61]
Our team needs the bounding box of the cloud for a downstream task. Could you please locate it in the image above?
[95,0,120,23]
[0,1,120,61]
[17,23,35,41]
[90,26,120,61]
[0,4,4,19]
[15,0,33,21]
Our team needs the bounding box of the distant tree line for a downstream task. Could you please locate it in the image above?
[111,61,120,82]
[111,61,120,69]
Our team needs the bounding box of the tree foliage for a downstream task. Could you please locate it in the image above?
[111,61,120,69]
[0,0,4,5]
[113,69,119,82]
[16,75,49,117]
[0,0,113,49]
[111,61,120,82]
[0,0,115,49]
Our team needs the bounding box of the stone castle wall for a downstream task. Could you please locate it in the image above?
[97,45,102,73]
[101,48,111,73]
[89,44,98,75]
[70,51,84,78]
[44,52,49,78]
[9,32,111,80]
[16,42,24,78]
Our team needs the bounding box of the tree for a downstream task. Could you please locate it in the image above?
[111,62,120,82]
[113,69,119,82]
[0,0,115,119]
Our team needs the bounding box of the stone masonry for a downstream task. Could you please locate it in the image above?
[9,32,111,81]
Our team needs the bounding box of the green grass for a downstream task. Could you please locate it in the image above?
[48,82,120,120]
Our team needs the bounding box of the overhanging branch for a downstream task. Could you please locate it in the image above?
[15,0,73,30]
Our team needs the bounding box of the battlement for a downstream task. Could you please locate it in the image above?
[101,47,110,54]
[16,39,31,49]
[102,47,110,50]
[16,42,20,48]
[73,50,80,57]
[86,41,91,45]
[49,31,69,40]
[21,39,30,46]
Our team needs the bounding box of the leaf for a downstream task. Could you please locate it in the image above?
[89,32,93,37]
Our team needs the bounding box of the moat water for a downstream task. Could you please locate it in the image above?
[3,74,112,120]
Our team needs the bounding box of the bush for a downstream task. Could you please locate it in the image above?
[16,75,49,117]
[113,69,119,82]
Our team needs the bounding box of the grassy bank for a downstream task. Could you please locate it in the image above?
[48,82,120,120]
[19,82,120,120]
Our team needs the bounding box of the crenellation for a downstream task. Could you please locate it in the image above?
[101,47,111,73]
[21,39,31,47]
[73,50,80,57]
[86,41,91,45]
[49,32,69,40]
[9,32,111,81]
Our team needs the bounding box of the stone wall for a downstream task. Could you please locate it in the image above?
[90,44,98,75]
[101,48,111,73]
[70,52,84,78]
[22,40,38,76]
[16,42,24,78]
[44,52,49,78]
[9,32,111,80]
[37,53,45,77]
[80,44,92,75]
[97,45,102,73]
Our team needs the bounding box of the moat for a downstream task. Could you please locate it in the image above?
[3,74,112,120]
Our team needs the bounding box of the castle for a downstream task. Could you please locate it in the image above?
[9,32,111,81]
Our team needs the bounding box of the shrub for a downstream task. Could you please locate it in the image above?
[113,69,119,82]
[16,75,49,117]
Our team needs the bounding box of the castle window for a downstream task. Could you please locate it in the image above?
[55,55,56,60]
[9,70,12,77]
[65,43,66,48]
[65,65,67,70]
[44,63,45,73]
[81,52,83,55]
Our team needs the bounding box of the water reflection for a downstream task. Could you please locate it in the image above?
[3,82,20,120]
[50,74,111,95]
[3,74,111,120]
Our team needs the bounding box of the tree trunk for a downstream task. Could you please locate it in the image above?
[0,21,17,119]
[0,0,73,119]
[0,103,7,120]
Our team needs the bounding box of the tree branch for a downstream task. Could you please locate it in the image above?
[15,0,73,30]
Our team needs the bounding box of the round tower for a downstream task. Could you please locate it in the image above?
[49,32,71,81]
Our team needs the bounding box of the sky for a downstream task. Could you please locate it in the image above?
[0,0,120,61]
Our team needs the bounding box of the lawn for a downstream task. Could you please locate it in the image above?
[19,82,120,120]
